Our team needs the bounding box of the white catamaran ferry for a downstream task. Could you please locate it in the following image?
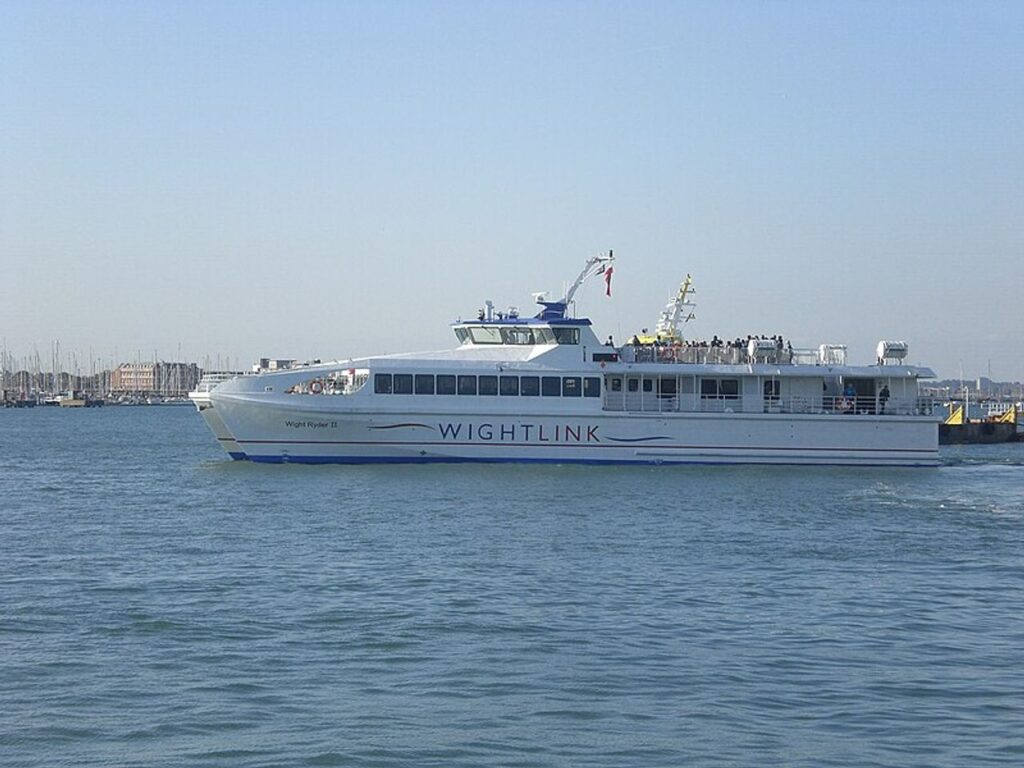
[190,254,939,466]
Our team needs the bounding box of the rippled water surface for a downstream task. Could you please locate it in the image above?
[2,407,1023,767]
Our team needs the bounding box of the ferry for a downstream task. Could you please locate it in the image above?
[189,254,939,466]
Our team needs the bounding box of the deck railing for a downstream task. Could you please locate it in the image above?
[602,393,936,416]
[192,372,244,393]
[624,346,795,365]
[618,345,852,367]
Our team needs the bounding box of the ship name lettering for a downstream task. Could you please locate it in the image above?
[438,423,463,439]
[434,422,600,443]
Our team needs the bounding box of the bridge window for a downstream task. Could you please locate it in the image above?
[454,327,471,344]
[468,327,503,344]
[533,328,556,344]
[552,327,580,345]
[500,327,535,345]
[415,374,435,395]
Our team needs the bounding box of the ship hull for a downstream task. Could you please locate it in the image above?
[205,395,939,467]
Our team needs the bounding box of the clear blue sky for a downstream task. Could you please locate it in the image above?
[2,1,1022,379]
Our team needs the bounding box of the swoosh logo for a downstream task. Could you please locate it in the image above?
[369,423,437,431]
[604,435,673,443]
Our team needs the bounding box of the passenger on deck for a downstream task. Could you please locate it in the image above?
[842,382,857,413]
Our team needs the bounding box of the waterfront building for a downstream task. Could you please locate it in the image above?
[111,362,201,397]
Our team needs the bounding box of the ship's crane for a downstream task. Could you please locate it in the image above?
[533,250,615,320]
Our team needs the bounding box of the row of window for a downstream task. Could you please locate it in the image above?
[374,373,601,398]
[454,326,581,346]
[606,376,741,399]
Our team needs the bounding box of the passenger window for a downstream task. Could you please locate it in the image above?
[609,377,622,392]
[562,377,581,397]
[584,377,601,397]
[642,379,653,393]
[374,374,392,394]
[478,375,498,395]
[627,379,639,393]
[542,376,561,396]
[436,375,456,395]
[458,375,477,395]
[393,374,413,394]
[521,376,540,396]
[499,376,519,396]
[415,374,435,395]
[700,378,740,398]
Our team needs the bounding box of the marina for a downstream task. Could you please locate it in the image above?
[0,359,203,408]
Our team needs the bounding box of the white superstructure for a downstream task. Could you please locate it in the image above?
[190,254,939,467]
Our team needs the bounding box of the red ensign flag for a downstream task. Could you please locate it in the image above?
[604,266,614,297]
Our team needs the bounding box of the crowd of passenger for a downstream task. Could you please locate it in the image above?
[619,332,795,364]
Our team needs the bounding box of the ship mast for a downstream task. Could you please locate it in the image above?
[653,274,697,340]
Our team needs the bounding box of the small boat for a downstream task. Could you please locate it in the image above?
[939,402,1020,444]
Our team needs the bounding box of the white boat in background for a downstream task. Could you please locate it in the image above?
[190,253,939,466]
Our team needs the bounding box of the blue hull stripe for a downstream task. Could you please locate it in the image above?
[231,437,936,455]
[235,454,938,468]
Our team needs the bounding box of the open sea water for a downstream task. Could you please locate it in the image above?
[2,406,1023,767]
